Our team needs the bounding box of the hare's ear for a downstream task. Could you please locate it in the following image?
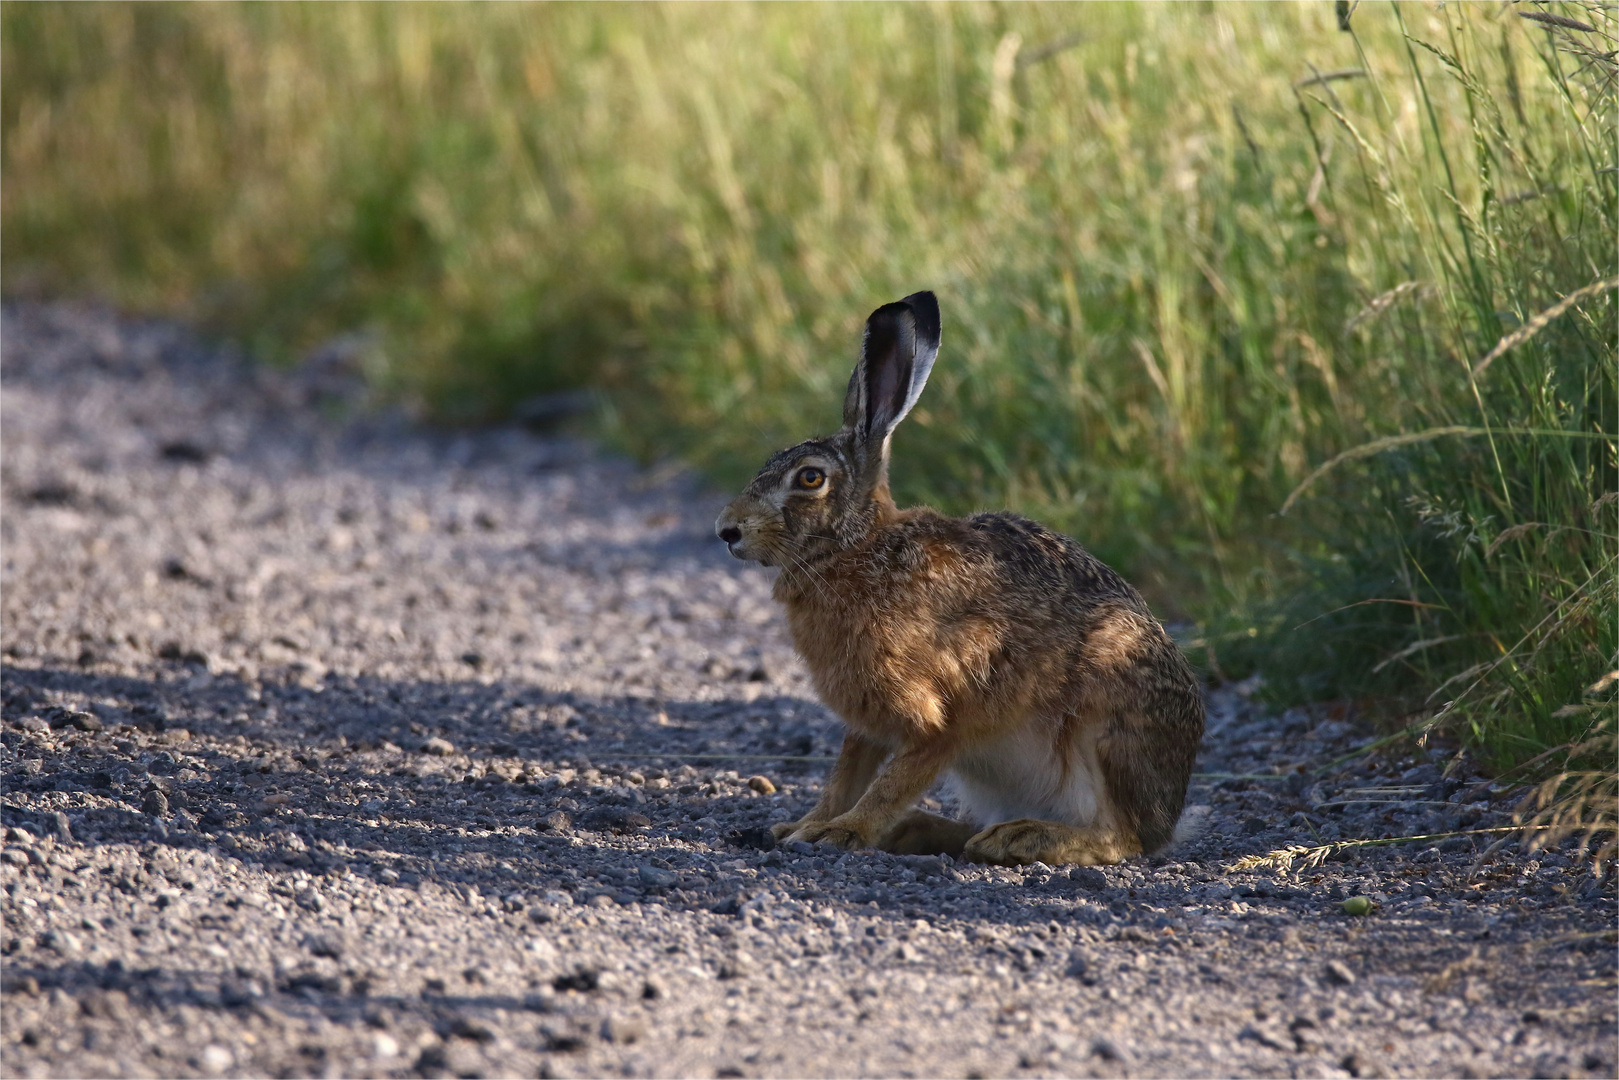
[841,290,941,444]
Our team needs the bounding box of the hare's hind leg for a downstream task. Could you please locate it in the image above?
[877,810,976,857]
[963,818,1139,866]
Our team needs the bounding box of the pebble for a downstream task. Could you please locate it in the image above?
[746,775,776,794]
[141,790,169,816]
[638,864,678,888]
[1090,1038,1126,1062]
[305,933,344,959]
[1068,867,1108,890]
[199,1045,233,1075]
[1325,959,1357,986]
[601,1015,645,1044]
[421,737,456,756]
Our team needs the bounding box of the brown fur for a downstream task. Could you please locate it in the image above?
[719,292,1204,865]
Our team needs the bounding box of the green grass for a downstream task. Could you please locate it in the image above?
[3,2,1614,800]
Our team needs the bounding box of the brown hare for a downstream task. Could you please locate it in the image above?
[714,292,1204,865]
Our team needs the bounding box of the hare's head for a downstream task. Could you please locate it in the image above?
[716,291,940,567]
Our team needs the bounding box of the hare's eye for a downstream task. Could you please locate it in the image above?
[794,467,826,490]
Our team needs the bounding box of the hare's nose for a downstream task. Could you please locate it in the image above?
[717,525,742,545]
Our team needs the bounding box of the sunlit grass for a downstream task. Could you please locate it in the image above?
[2,2,1613,813]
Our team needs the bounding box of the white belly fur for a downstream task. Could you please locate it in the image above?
[948,721,1104,829]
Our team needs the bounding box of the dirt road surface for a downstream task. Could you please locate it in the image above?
[2,303,1613,1078]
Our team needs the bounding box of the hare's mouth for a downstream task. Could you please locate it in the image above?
[724,539,773,566]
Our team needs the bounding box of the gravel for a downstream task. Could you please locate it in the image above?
[2,301,1615,1079]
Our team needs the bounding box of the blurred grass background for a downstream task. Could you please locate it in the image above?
[2,2,1613,815]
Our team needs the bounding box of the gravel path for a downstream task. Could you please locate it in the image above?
[2,302,1614,1079]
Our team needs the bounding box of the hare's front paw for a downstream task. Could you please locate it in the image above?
[770,818,812,841]
[788,816,872,850]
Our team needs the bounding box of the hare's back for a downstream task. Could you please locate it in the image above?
[960,512,1147,616]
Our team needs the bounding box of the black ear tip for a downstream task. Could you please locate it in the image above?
[900,291,941,344]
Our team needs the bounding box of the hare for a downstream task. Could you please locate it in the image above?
[714,292,1204,865]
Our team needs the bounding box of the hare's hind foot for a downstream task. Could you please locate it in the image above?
[876,810,976,857]
[963,818,1140,866]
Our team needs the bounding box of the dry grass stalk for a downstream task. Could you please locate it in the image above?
[1519,11,1598,33]
[1470,276,1619,380]
[1514,674,1618,867]
[1296,67,1367,89]
[1229,826,1549,875]
[1342,280,1432,337]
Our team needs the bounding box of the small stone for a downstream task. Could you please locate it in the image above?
[1064,951,1091,979]
[1324,959,1357,986]
[220,979,263,1007]
[637,864,678,888]
[200,1045,232,1075]
[448,1015,495,1042]
[542,890,574,907]
[1090,1038,1125,1062]
[42,929,82,957]
[50,812,72,842]
[588,808,650,832]
[1068,867,1108,890]
[552,968,599,993]
[1,849,28,867]
[295,888,324,912]
[601,1015,645,1044]
[421,737,455,756]
[141,790,170,817]
[1239,1024,1292,1051]
[415,1043,448,1074]
[372,1033,399,1059]
[730,826,776,851]
[71,710,103,732]
[377,868,400,884]
[306,933,344,959]
[46,707,101,732]
[746,775,776,795]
